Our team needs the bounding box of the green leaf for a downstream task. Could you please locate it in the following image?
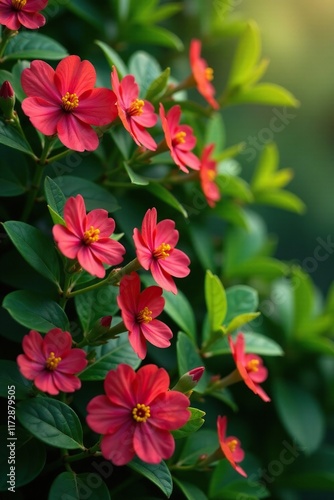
[145,67,171,101]
[0,360,33,400]
[205,270,227,332]
[0,120,34,156]
[254,189,306,214]
[229,83,300,107]
[0,426,46,491]
[123,162,149,185]
[225,312,260,334]
[204,113,226,153]
[163,291,196,340]
[228,20,261,88]
[215,174,253,202]
[44,176,66,218]
[4,32,68,61]
[49,471,111,500]
[65,0,106,29]
[172,407,205,439]
[173,477,208,500]
[75,286,120,333]
[145,182,188,217]
[128,457,173,498]
[80,334,141,381]
[17,397,84,450]
[95,40,128,77]
[227,256,289,280]
[128,51,161,97]
[204,331,283,357]
[178,430,217,466]
[124,25,183,51]
[137,3,182,23]
[0,151,29,196]
[188,223,216,271]
[3,290,70,332]
[207,387,237,411]
[209,460,269,499]
[54,176,120,212]
[3,221,60,286]
[225,285,259,326]
[251,142,279,190]
[273,379,325,454]
[214,199,249,228]
[7,60,31,102]
[177,332,208,393]
[292,267,315,335]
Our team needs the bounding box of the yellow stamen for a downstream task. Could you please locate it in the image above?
[83,226,100,245]
[46,352,62,371]
[246,359,260,372]
[132,403,151,423]
[12,0,26,8]
[205,67,214,81]
[174,131,186,145]
[128,99,145,116]
[227,439,238,453]
[62,92,79,111]
[153,243,171,259]
[137,306,153,324]
[207,169,216,181]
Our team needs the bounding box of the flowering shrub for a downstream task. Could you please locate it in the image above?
[0,1,332,499]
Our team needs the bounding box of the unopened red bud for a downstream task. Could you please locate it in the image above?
[0,80,16,120]
[172,366,205,394]
[0,80,14,99]
[100,316,112,328]
[189,366,205,382]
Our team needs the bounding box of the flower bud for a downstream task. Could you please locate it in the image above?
[0,81,16,120]
[172,366,205,395]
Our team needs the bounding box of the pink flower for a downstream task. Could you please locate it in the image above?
[52,194,125,278]
[228,333,271,402]
[0,0,47,31]
[117,272,173,359]
[189,39,219,110]
[133,207,190,294]
[17,329,87,395]
[199,143,220,207]
[86,364,190,465]
[159,104,200,173]
[111,67,157,151]
[21,55,118,152]
[217,416,247,477]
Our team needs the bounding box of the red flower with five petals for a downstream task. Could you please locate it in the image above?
[17,329,87,395]
[52,194,125,278]
[228,333,271,402]
[189,39,219,110]
[159,103,200,173]
[0,0,47,31]
[199,143,221,207]
[117,272,173,359]
[133,207,190,294]
[217,415,247,477]
[86,364,190,465]
[21,55,118,152]
[111,66,157,151]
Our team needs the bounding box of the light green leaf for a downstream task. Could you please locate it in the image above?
[205,270,227,332]
[225,285,259,325]
[215,174,253,202]
[251,142,279,191]
[273,379,325,454]
[225,312,260,334]
[2,290,70,332]
[4,32,68,61]
[17,398,85,450]
[228,20,261,88]
[95,40,128,77]
[124,25,183,51]
[172,407,206,439]
[128,457,173,498]
[254,189,306,214]
[146,67,171,101]
[227,256,289,280]
[292,267,315,335]
[229,83,300,107]
[204,331,283,358]
[204,113,226,153]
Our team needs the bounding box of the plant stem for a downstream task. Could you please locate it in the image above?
[0,28,18,60]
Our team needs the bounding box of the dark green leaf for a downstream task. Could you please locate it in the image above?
[2,290,70,332]
[80,334,141,381]
[177,332,208,392]
[123,162,149,185]
[163,291,196,340]
[128,457,173,498]
[124,25,183,51]
[17,397,84,449]
[75,286,120,333]
[145,183,188,217]
[4,32,68,61]
[273,379,325,454]
[173,477,208,500]
[0,360,33,399]
[0,151,29,196]
[0,120,34,156]
[225,285,259,326]
[204,331,283,357]
[178,430,217,466]
[44,176,66,218]
[0,426,46,491]
[128,51,161,97]
[3,221,60,286]
[146,67,171,101]
[65,0,106,28]
[49,471,111,500]
[95,40,128,77]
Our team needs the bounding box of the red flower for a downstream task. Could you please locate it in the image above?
[228,333,271,402]
[117,272,173,359]
[21,55,118,152]
[111,67,157,151]
[52,194,125,278]
[133,207,190,294]
[217,416,247,477]
[0,0,47,31]
[159,104,200,173]
[86,364,190,465]
[189,39,219,110]
[199,143,220,207]
[17,329,87,395]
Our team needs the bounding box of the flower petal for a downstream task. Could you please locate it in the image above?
[134,424,175,463]
[100,424,135,466]
[57,113,99,152]
[55,56,96,96]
